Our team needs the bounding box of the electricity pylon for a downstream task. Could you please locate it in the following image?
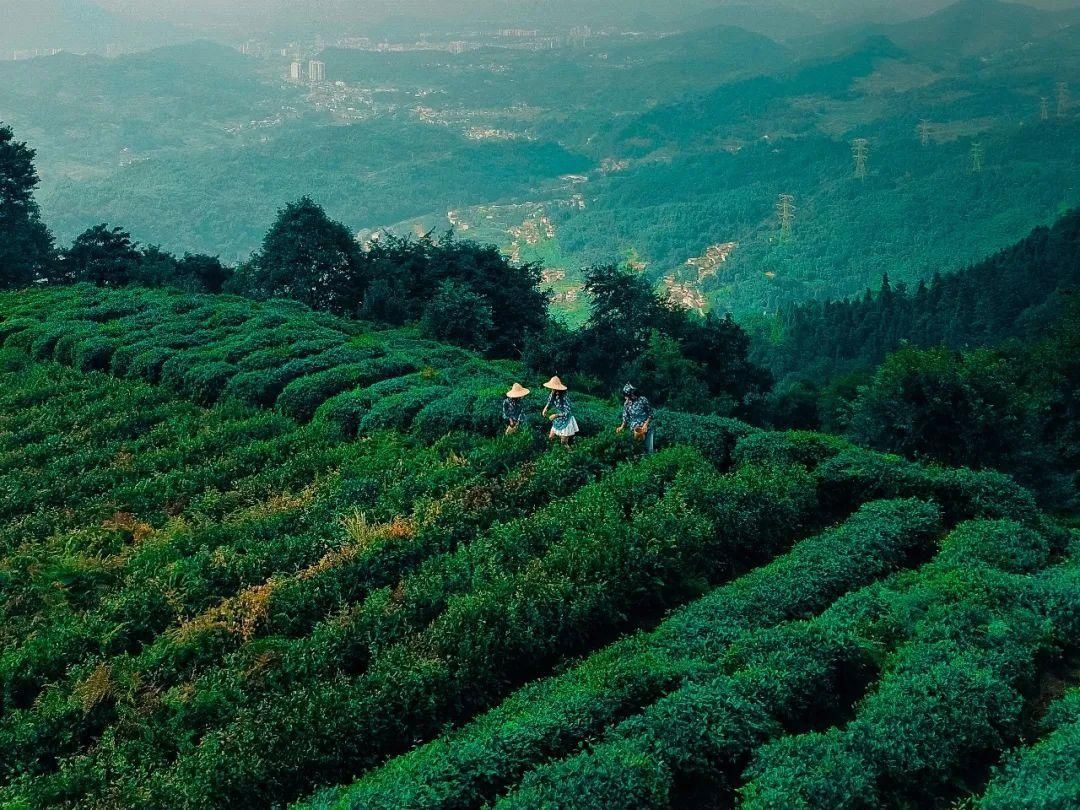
[777,194,795,241]
[1058,82,1070,117]
[918,119,933,146]
[1040,97,1051,122]
[852,138,869,180]
[970,142,984,174]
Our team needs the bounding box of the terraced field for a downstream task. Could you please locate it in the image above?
[1,286,1076,809]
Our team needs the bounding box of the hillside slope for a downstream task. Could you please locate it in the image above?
[0,285,1075,808]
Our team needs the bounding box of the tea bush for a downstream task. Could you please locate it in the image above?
[0,286,1074,810]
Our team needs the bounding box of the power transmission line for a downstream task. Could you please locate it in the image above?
[852,138,869,180]
[970,142,984,174]
[777,194,795,241]
[918,119,933,146]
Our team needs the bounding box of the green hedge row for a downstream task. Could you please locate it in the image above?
[499,623,872,809]
[980,687,1080,809]
[1,419,591,781]
[1,287,1069,810]
[307,498,942,810]
[0,286,461,421]
[739,522,1072,809]
[0,287,763,463]
[102,434,635,698]
[2,352,713,796]
[55,455,813,809]
[498,518,1063,809]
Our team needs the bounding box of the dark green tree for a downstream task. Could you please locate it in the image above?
[849,346,1030,470]
[59,225,141,287]
[360,232,547,357]
[571,264,772,409]
[0,125,54,288]
[420,279,496,353]
[131,245,179,288]
[577,264,670,374]
[177,253,230,293]
[681,312,774,403]
[1021,293,1080,505]
[131,247,230,293]
[234,197,363,313]
[620,330,713,412]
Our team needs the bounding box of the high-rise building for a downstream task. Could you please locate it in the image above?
[308,60,326,83]
[290,61,305,82]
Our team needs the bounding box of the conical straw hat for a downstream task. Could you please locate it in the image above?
[506,382,531,398]
[543,376,568,391]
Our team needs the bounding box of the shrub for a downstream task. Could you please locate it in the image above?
[740,526,1055,809]
[160,355,238,405]
[314,390,373,438]
[52,325,101,366]
[740,729,878,810]
[936,519,1050,574]
[124,347,173,383]
[660,411,759,469]
[733,430,851,471]
[277,364,374,423]
[2,321,45,352]
[71,337,117,372]
[28,323,69,361]
[359,385,449,433]
[816,448,1039,526]
[980,689,1080,810]
[0,317,39,345]
[411,390,479,440]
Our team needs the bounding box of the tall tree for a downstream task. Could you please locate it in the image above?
[578,264,669,373]
[682,312,774,403]
[569,264,772,409]
[59,225,141,287]
[0,125,54,288]
[360,232,547,357]
[848,346,1030,470]
[130,247,231,293]
[176,253,230,293]
[234,197,363,313]
[420,279,496,353]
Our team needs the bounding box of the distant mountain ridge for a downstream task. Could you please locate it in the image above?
[811,0,1080,60]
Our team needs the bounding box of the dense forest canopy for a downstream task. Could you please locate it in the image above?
[741,209,1079,509]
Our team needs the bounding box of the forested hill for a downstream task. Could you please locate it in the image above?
[750,210,1079,511]
[758,207,1080,379]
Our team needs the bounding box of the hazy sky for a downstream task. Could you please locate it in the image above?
[5,0,1079,50]
[84,0,1080,31]
[93,0,662,27]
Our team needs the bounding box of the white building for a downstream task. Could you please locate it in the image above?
[290,61,305,82]
[308,60,326,83]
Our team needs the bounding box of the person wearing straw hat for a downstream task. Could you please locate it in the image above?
[502,382,531,434]
[617,383,655,453]
[541,375,579,446]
